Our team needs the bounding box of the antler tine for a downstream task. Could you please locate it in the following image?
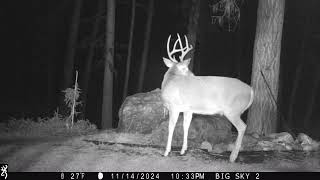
[176,33,183,59]
[184,35,193,49]
[179,35,193,62]
[172,36,181,53]
[166,35,178,63]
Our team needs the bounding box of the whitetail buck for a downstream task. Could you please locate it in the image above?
[161,34,254,162]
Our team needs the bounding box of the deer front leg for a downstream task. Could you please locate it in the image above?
[181,111,193,155]
[164,108,179,156]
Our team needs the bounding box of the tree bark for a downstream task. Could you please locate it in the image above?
[186,0,200,71]
[82,0,104,120]
[122,0,136,100]
[137,0,154,92]
[247,0,285,135]
[63,0,83,90]
[101,0,116,129]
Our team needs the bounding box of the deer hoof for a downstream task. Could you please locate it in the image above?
[164,151,169,157]
[180,149,186,155]
[229,152,237,163]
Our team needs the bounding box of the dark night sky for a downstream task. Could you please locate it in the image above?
[2,0,320,139]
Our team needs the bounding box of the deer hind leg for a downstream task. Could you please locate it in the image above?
[164,108,179,156]
[225,114,247,162]
[181,111,193,155]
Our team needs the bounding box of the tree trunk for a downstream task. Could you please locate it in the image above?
[137,0,154,92]
[122,0,136,100]
[247,0,285,135]
[186,0,200,71]
[63,0,83,90]
[101,0,116,129]
[82,0,104,120]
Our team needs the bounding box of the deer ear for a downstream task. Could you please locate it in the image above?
[163,57,174,67]
[182,58,191,67]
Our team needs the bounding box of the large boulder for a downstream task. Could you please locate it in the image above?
[150,114,232,148]
[118,89,167,134]
[118,89,232,148]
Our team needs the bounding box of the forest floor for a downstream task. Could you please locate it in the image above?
[1,130,320,172]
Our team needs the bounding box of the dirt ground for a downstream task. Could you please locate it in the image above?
[0,130,319,172]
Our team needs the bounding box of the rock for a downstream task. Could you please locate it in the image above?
[239,134,260,151]
[284,143,293,151]
[151,114,232,147]
[274,143,288,151]
[257,140,275,151]
[252,145,264,151]
[242,134,259,148]
[192,114,232,145]
[118,89,232,147]
[291,143,303,151]
[212,143,229,153]
[315,142,320,151]
[118,89,167,134]
[302,144,313,151]
[227,143,235,152]
[268,132,294,144]
[296,133,313,145]
[301,141,320,151]
[296,133,320,151]
[251,133,260,139]
[256,133,297,151]
[200,141,212,152]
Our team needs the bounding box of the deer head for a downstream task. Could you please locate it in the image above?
[161,34,194,89]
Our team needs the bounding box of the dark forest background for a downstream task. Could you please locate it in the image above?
[1,0,320,139]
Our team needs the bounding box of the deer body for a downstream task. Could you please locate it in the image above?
[161,34,254,162]
[162,75,252,115]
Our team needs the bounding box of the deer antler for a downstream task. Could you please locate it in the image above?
[177,34,193,62]
[165,34,193,63]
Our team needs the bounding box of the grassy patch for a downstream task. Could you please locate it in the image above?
[0,79,98,139]
[0,113,97,138]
